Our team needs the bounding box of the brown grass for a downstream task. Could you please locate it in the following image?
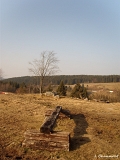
[85,83,120,102]
[0,92,120,160]
[85,82,120,90]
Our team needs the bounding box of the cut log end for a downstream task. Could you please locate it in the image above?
[22,130,70,151]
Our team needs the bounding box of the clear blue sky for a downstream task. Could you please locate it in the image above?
[0,0,120,78]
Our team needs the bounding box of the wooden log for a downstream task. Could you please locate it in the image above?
[22,130,70,151]
[40,106,62,133]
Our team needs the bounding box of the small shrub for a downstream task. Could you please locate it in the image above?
[57,81,66,96]
[71,83,88,99]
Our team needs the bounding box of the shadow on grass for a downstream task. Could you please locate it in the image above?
[70,114,90,151]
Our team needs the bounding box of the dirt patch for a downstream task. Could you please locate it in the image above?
[0,94,120,160]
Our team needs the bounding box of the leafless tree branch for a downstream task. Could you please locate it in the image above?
[29,51,59,93]
[0,68,3,80]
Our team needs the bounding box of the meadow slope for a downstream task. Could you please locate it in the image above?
[0,94,120,160]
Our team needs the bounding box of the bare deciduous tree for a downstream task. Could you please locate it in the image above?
[0,68,3,80]
[29,51,59,93]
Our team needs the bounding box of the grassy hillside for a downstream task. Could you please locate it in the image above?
[0,94,120,160]
[85,82,120,90]
[85,83,120,102]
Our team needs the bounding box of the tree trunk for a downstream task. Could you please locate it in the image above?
[40,78,43,94]
[40,76,45,94]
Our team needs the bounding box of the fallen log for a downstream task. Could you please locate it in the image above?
[22,130,70,151]
[40,106,62,134]
[22,106,70,151]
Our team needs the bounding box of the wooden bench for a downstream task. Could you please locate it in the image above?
[22,106,71,151]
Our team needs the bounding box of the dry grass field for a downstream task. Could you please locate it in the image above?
[85,83,120,102]
[0,84,120,160]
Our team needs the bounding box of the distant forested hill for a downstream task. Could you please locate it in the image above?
[2,75,120,85]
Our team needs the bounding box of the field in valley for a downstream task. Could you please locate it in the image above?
[0,83,120,160]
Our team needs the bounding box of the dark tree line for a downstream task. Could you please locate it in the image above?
[0,79,88,99]
[0,81,28,93]
[3,75,120,86]
[1,75,120,94]
[0,81,19,92]
[1,76,120,101]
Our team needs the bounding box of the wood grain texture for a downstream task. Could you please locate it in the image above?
[22,130,70,151]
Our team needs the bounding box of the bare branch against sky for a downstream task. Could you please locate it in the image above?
[0,68,3,80]
[29,51,59,93]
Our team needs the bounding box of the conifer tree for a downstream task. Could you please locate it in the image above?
[57,81,66,96]
[71,83,88,99]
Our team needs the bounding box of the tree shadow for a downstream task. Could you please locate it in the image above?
[70,114,91,151]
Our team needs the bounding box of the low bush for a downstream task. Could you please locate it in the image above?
[71,83,88,99]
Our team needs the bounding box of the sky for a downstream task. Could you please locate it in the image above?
[0,0,120,78]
